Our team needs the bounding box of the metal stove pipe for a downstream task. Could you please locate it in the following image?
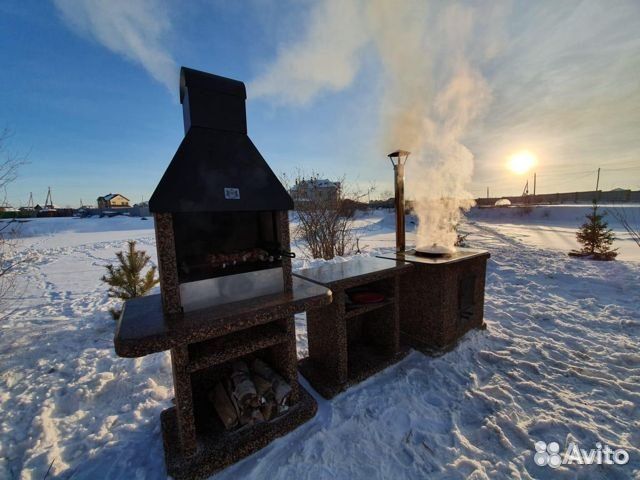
[388,150,410,252]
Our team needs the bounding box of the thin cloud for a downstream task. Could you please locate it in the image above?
[53,0,177,93]
[249,0,369,106]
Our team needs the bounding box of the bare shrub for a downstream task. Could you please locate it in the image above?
[0,128,26,192]
[0,220,28,308]
[0,129,29,314]
[288,172,372,260]
[608,206,640,248]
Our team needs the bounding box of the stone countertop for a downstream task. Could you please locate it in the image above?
[114,276,332,358]
[293,256,413,289]
[377,247,490,266]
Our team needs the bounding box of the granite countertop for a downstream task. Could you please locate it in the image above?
[377,247,490,266]
[293,256,413,289]
[114,276,332,358]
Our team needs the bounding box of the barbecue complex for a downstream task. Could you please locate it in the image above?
[113,67,490,479]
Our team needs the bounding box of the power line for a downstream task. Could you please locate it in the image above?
[603,166,640,172]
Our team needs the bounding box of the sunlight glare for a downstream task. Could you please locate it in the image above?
[508,151,536,174]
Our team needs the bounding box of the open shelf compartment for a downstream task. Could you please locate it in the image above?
[186,322,288,373]
[345,299,394,319]
[294,257,412,399]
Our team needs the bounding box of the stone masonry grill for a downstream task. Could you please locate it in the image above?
[114,67,332,480]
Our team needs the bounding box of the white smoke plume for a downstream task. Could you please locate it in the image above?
[252,0,507,248]
[53,0,177,92]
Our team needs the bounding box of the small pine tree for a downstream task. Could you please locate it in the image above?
[569,201,618,261]
[101,240,159,318]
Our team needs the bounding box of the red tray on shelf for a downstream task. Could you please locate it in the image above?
[349,292,385,305]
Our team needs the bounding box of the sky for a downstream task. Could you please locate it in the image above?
[1,0,639,208]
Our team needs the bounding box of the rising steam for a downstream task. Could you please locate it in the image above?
[252,0,506,248]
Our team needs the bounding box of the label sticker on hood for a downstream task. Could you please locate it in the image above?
[224,188,240,200]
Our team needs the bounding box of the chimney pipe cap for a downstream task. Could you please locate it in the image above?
[388,150,410,167]
[179,66,247,103]
[387,150,411,158]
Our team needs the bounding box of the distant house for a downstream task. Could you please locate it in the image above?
[97,193,130,209]
[290,179,341,205]
[131,201,150,217]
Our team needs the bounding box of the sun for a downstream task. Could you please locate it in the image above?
[508,151,536,174]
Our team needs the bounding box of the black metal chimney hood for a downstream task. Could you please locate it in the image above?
[149,67,293,213]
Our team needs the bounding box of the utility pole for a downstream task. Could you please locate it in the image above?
[595,167,601,191]
[533,173,536,196]
[487,187,489,199]
[44,187,54,208]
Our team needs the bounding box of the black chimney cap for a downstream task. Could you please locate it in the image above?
[179,67,246,103]
[388,150,411,158]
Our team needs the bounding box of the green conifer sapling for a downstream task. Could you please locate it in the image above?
[101,240,159,318]
[569,201,618,261]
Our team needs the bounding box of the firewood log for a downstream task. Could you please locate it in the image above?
[260,400,277,421]
[252,374,275,401]
[251,409,265,424]
[224,377,255,428]
[252,373,277,420]
[251,359,292,407]
[230,361,259,408]
[209,382,238,430]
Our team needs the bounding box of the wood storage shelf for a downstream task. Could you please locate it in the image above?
[185,323,289,373]
[160,385,317,480]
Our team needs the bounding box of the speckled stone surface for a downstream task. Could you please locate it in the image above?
[294,257,412,399]
[115,214,330,476]
[278,211,293,293]
[116,290,323,468]
[377,248,490,353]
[298,348,409,399]
[154,213,182,315]
[161,385,317,480]
[118,205,335,477]
[164,313,305,462]
[171,345,197,456]
[114,276,332,358]
[294,256,412,289]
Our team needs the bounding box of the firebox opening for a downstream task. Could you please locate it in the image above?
[173,211,283,283]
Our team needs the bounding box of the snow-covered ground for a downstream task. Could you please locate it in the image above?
[468,205,640,262]
[1,212,639,479]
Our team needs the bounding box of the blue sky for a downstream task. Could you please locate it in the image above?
[1,0,639,208]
